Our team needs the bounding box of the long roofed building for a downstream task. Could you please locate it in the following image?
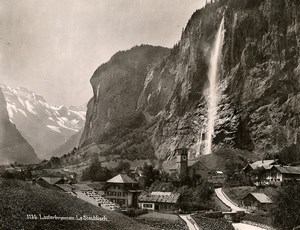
[138,192,180,212]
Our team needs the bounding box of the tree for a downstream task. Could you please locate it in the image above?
[271,184,300,230]
[176,181,214,211]
[81,157,112,182]
[114,161,131,175]
[276,144,300,165]
[140,163,160,189]
[252,166,265,186]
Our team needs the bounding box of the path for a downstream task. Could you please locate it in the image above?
[179,215,199,230]
[214,188,247,212]
[215,188,268,230]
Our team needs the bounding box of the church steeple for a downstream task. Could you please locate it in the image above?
[175,148,188,182]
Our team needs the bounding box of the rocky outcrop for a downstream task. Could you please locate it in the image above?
[79,45,170,146]
[80,0,300,161]
[0,89,39,164]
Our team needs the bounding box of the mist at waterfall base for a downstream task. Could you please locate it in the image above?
[203,18,225,155]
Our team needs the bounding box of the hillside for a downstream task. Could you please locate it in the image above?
[0,84,86,159]
[0,178,150,230]
[0,89,39,164]
[64,0,300,168]
[49,128,84,158]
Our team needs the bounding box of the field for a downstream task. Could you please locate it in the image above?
[192,214,234,230]
[135,212,188,230]
[0,178,150,230]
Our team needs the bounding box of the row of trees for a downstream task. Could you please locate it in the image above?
[81,158,135,182]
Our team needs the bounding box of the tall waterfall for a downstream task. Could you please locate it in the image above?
[204,17,225,155]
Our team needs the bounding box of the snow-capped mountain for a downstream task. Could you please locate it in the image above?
[0,84,86,159]
[0,88,39,164]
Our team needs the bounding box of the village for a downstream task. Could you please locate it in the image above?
[1,147,300,230]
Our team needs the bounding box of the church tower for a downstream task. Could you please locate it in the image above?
[176,148,188,181]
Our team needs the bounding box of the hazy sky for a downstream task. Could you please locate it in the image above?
[0,0,205,106]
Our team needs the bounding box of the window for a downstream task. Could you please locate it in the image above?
[143,203,153,208]
[118,192,121,197]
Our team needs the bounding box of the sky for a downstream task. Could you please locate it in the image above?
[0,0,205,106]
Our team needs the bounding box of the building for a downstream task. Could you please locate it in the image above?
[176,148,188,181]
[208,171,225,187]
[169,148,210,181]
[87,182,106,196]
[242,192,272,210]
[104,173,141,208]
[55,184,77,196]
[263,165,300,186]
[243,159,282,174]
[138,191,180,212]
[36,177,65,188]
[74,184,118,210]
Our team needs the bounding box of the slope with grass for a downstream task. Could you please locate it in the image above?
[136,212,188,230]
[0,178,149,230]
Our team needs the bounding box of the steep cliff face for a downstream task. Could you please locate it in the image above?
[0,89,39,164]
[80,0,300,161]
[80,45,170,146]
[140,0,300,158]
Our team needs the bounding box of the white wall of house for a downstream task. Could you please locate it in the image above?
[139,202,155,210]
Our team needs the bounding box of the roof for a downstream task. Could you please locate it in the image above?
[244,159,279,171]
[55,184,74,192]
[73,183,93,191]
[138,192,180,204]
[244,193,272,204]
[188,160,209,170]
[168,160,209,171]
[37,177,64,185]
[274,165,300,175]
[106,174,137,184]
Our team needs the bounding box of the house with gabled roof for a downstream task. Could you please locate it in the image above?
[104,173,141,208]
[263,165,300,186]
[138,191,180,212]
[242,159,282,174]
[242,192,272,210]
[35,177,66,189]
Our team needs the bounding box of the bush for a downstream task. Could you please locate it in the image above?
[192,215,234,230]
[243,213,271,226]
[176,181,214,211]
[120,208,148,217]
[270,184,300,230]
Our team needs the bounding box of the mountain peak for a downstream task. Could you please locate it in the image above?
[1,84,87,159]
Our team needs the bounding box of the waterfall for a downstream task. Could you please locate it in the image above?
[204,17,225,155]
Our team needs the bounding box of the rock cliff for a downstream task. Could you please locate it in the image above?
[0,89,39,164]
[79,0,300,162]
[79,45,170,145]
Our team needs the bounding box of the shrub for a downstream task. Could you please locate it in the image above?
[270,184,300,230]
[120,208,148,217]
